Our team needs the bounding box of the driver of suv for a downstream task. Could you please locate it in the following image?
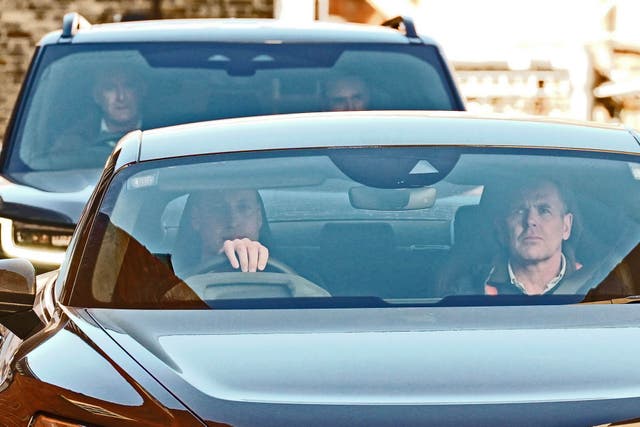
[91,68,145,146]
[51,67,146,167]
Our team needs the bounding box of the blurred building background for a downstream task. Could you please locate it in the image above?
[1,0,640,139]
[296,0,640,129]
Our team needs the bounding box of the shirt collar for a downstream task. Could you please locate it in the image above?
[507,253,566,295]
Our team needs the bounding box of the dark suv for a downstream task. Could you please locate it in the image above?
[0,12,464,269]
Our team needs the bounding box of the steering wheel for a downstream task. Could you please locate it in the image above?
[183,255,330,300]
[190,254,298,276]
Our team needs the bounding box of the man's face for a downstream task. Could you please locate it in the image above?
[93,72,142,128]
[326,78,369,111]
[503,181,573,265]
[190,190,263,254]
[223,190,262,242]
[190,195,229,257]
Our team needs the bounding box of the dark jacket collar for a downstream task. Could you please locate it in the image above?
[485,253,579,295]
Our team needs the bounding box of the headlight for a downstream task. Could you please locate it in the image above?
[13,222,72,248]
[30,413,89,426]
[0,218,73,266]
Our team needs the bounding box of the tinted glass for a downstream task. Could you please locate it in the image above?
[8,43,457,182]
[70,147,640,309]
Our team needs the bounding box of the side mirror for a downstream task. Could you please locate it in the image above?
[0,258,43,339]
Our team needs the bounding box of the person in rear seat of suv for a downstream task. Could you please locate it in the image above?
[52,67,146,167]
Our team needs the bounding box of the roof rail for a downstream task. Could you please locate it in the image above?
[381,16,419,40]
[60,12,91,40]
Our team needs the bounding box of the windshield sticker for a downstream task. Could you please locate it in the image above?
[127,171,158,189]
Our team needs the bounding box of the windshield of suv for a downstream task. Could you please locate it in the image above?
[70,147,640,309]
[8,43,458,186]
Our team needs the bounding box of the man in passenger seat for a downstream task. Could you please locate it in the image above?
[324,74,370,112]
[483,178,577,295]
[452,178,631,298]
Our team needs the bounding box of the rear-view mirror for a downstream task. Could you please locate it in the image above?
[349,186,436,211]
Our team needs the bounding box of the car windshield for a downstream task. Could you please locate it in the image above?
[8,43,456,187]
[70,147,640,309]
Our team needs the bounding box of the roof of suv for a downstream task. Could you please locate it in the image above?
[39,17,436,45]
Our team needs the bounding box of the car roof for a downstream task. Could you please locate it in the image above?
[39,18,432,45]
[115,111,640,170]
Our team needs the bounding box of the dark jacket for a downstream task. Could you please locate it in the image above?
[482,254,580,295]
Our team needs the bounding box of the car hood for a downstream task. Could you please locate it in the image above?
[88,305,640,426]
[0,169,100,224]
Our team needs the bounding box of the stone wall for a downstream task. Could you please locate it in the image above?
[0,0,273,140]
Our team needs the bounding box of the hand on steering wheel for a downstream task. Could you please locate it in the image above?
[184,254,330,299]
[192,252,297,276]
[221,238,269,272]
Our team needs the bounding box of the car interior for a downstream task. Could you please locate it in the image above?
[72,147,640,309]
